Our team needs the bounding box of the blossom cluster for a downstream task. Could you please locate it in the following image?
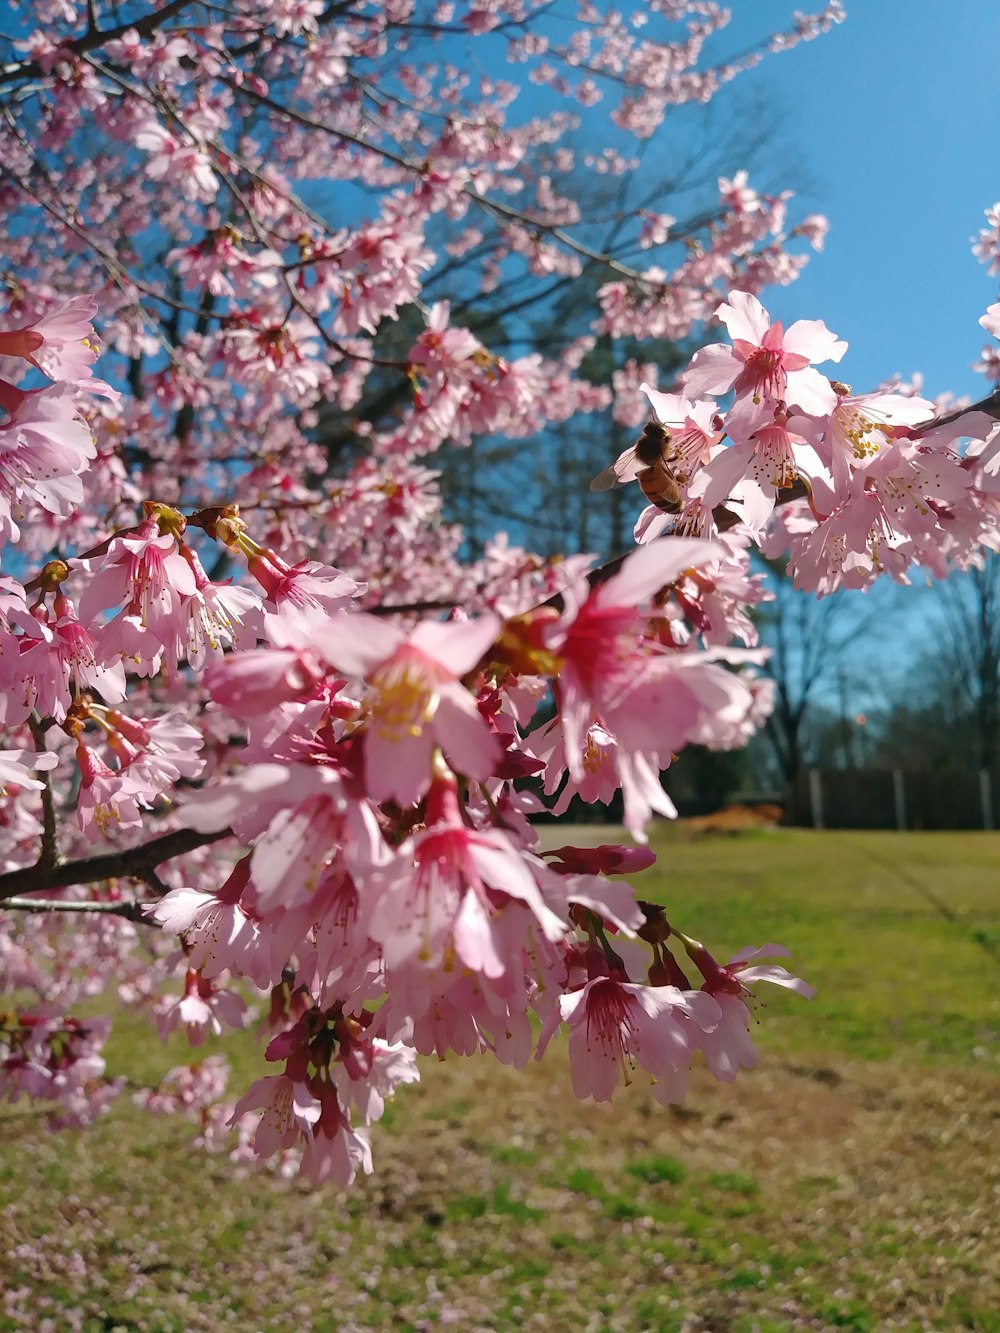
[1,0,998,1189]
[4,264,998,1183]
[624,287,1000,596]
[0,293,812,1181]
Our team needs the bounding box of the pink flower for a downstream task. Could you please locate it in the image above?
[135,121,218,203]
[684,940,814,1081]
[331,1034,420,1126]
[0,380,96,544]
[981,301,1000,341]
[0,1010,122,1128]
[530,715,678,836]
[409,301,482,377]
[789,491,888,595]
[106,707,205,793]
[154,970,248,1046]
[165,544,262,670]
[228,1071,321,1158]
[149,857,281,990]
[74,741,143,841]
[246,548,363,618]
[179,762,389,918]
[690,407,814,534]
[77,516,196,637]
[0,294,100,384]
[717,943,816,997]
[299,1081,373,1187]
[544,974,720,1105]
[292,869,376,1006]
[204,646,328,715]
[553,540,718,753]
[801,389,933,491]
[362,769,568,979]
[314,610,502,806]
[696,993,763,1081]
[718,170,761,215]
[641,386,725,473]
[683,291,846,443]
[17,590,126,721]
[542,541,749,837]
[137,1055,230,1116]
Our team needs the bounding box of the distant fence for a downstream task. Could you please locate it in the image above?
[791,768,998,830]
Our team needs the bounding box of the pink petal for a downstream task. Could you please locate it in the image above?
[728,475,776,536]
[717,291,771,344]
[177,764,295,832]
[600,538,721,608]
[738,964,815,998]
[564,876,644,934]
[682,342,742,399]
[641,386,692,424]
[690,440,754,509]
[147,886,211,933]
[434,688,501,780]
[251,800,333,908]
[785,366,839,418]
[312,612,403,677]
[411,613,501,672]
[365,725,435,806]
[784,318,847,364]
[453,890,505,978]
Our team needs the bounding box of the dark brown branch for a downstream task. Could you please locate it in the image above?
[910,386,1000,439]
[2,896,149,922]
[0,826,233,901]
[368,598,462,617]
[0,0,195,87]
[27,716,58,870]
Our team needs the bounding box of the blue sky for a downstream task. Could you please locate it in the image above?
[718,2,1000,404]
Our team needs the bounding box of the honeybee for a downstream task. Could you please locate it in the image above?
[590,420,684,513]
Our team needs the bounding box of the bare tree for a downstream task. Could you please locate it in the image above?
[754,560,897,790]
[909,556,1000,769]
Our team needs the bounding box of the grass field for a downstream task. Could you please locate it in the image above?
[2,829,999,1332]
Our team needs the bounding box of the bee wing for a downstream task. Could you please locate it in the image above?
[589,443,642,493]
[589,463,623,493]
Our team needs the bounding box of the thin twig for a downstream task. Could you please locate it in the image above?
[230,81,651,285]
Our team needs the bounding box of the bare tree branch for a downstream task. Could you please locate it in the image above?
[1,896,150,922]
[27,716,58,870]
[0,826,232,902]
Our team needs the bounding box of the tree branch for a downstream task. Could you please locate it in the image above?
[911,386,1000,438]
[229,81,651,285]
[0,826,233,901]
[0,0,196,87]
[27,716,58,870]
[2,896,150,922]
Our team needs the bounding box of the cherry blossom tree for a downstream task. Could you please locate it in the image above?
[2,0,999,1189]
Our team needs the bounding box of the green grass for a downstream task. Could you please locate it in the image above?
[647,827,1000,1064]
[1,829,999,1331]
